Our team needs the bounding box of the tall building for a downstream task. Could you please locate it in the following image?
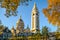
[31,3,40,33]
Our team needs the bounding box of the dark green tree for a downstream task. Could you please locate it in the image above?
[41,26,49,40]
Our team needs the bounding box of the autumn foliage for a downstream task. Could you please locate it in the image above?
[43,0,60,27]
[0,0,32,17]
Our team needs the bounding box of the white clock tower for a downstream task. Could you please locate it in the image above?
[31,3,40,33]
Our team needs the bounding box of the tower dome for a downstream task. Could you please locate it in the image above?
[16,16,24,28]
[16,16,24,33]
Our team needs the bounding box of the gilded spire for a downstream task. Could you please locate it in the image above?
[34,2,36,9]
[32,2,38,14]
[33,2,37,10]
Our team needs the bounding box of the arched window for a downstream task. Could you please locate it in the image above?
[36,13,38,15]
[33,14,34,16]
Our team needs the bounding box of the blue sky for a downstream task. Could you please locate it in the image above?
[0,0,57,32]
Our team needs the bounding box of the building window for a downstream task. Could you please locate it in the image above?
[33,14,34,16]
[36,14,38,15]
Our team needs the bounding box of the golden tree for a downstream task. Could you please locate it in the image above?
[0,0,32,17]
[43,0,60,32]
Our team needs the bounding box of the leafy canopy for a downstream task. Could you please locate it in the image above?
[0,0,32,17]
[43,0,60,27]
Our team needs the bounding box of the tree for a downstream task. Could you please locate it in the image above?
[43,0,60,32]
[0,20,4,32]
[41,26,49,40]
[0,25,5,36]
[35,33,41,40]
[0,0,32,17]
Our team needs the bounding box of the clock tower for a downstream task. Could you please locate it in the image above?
[31,3,40,33]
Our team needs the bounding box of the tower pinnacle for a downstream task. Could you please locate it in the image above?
[20,15,22,19]
[32,2,38,15]
[33,2,37,9]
